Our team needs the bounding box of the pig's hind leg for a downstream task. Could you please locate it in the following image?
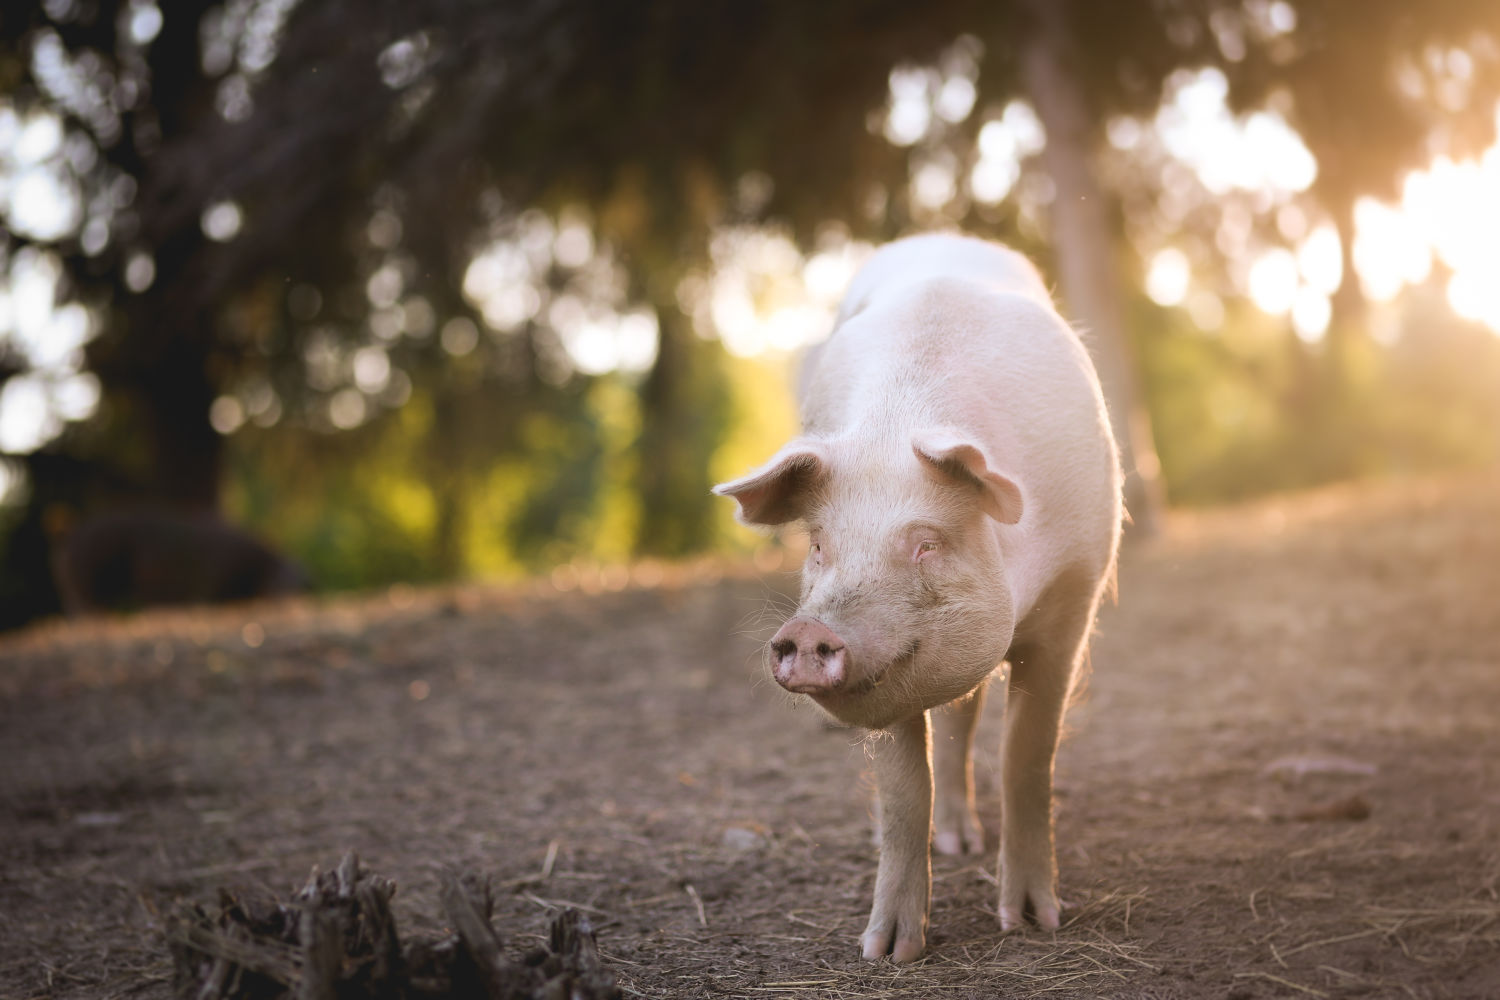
[997,598,1093,932]
[930,682,989,856]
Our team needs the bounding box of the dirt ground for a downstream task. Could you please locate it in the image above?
[2,472,1498,1000]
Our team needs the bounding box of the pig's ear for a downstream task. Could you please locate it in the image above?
[912,430,1024,525]
[712,441,830,526]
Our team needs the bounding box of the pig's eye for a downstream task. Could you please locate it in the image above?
[914,539,940,561]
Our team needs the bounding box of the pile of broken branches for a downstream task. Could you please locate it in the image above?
[168,852,620,1000]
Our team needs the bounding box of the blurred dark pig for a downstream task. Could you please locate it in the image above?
[52,509,309,614]
[715,234,1121,962]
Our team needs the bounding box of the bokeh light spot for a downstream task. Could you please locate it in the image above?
[128,2,164,45]
[125,252,155,292]
[209,395,246,434]
[329,388,367,429]
[1247,248,1299,316]
[1146,248,1191,306]
[440,316,479,356]
[201,200,243,242]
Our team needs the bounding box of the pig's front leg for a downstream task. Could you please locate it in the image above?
[930,682,987,856]
[860,712,932,962]
[998,619,1087,932]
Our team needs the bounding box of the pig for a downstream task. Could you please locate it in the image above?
[52,509,310,615]
[714,233,1121,962]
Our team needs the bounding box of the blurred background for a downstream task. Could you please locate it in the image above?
[2,0,1499,630]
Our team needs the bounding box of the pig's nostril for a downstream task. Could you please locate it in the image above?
[816,642,832,657]
[770,639,796,659]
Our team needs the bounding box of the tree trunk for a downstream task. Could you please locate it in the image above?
[1019,0,1165,535]
[138,338,222,511]
[428,389,467,579]
[1323,194,1365,394]
[635,303,727,556]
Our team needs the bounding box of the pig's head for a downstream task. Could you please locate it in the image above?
[714,429,1021,729]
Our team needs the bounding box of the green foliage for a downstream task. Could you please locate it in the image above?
[1139,291,1500,505]
[223,367,710,589]
[635,316,735,557]
[226,405,439,592]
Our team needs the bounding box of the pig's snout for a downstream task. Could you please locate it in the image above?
[769,617,849,693]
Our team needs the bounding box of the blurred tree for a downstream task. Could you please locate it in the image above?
[0,0,1183,565]
[1014,0,1189,531]
[0,0,968,567]
[3,0,1500,627]
[1232,0,1500,356]
[1211,0,1500,488]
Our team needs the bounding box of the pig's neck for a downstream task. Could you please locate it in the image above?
[996,524,1045,631]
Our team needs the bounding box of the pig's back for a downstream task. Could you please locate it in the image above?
[836,234,1052,326]
[813,276,1109,466]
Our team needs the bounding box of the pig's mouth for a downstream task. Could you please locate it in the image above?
[812,639,920,703]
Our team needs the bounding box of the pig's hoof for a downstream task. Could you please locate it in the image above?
[998,882,1062,933]
[933,815,985,856]
[860,913,926,963]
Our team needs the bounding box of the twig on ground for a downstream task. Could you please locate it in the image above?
[684,883,708,928]
[1233,970,1329,997]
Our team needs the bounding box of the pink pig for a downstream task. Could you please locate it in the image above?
[715,234,1122,962]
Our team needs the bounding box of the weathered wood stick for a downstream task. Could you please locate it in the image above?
[440,873,509,998]
[297,891,343,1000]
